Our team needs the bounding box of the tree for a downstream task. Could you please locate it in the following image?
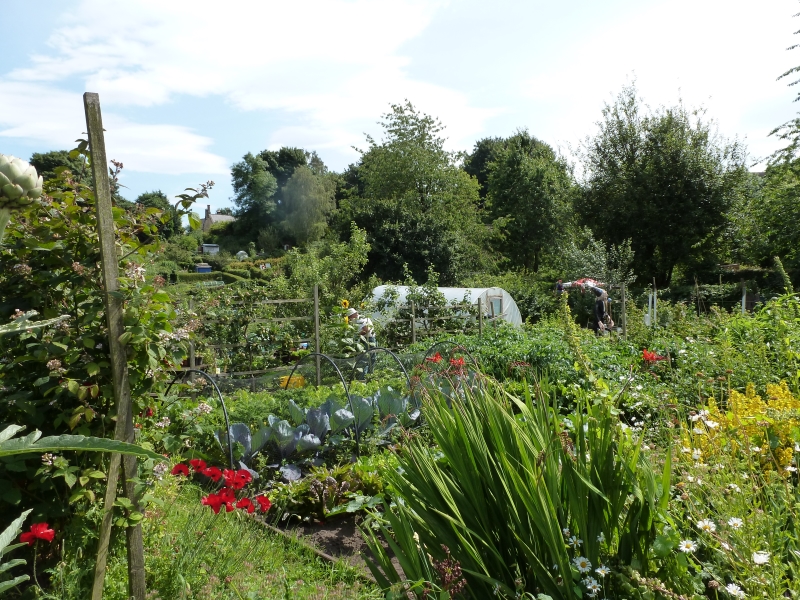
[29,150,88,183]
[463,136,505,202]
[230,152,278,241]
[340,101,486,284]
[135,190,181,238]
[577,85,748,286]
[486,130,576,271]
[282,165,336,244]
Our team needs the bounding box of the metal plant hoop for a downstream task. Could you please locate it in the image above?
[282,352,364,450]
[348,346,411,388]
[164,369,235,469]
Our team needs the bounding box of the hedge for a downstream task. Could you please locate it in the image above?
[175,271,247,284]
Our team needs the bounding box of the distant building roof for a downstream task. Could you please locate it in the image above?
[202,205,236,231]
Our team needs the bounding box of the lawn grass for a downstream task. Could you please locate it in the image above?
[80,479,381,600]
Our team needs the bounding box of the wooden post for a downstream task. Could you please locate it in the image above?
[477,298,483,336]
[313,284,321,386]
[85,93,146,600]
[410,301,416,345]
[188,298,196,383]
[741,280,746,315]
[652,278,657,328]
[620,284,627,341]
[695,279,700,317]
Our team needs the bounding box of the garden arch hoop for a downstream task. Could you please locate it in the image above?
[282,352,367,450]
[348,346,411,389]
[164,369,235,469]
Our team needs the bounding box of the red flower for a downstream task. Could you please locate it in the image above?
[202,466,223,482]
[236,497,255,513]
[449,357,465,367]
[20,523,55,546]
[171,463,189,476]
[218,487,236,511]
[425,352,442,363]
[189,458,207,472]
[642,349,666,364]
[255,494,272,513]
[145,407,154,417]
[222,468,252,490]
[201,493,224,514]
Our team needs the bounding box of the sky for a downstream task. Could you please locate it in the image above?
[1,0,798,212]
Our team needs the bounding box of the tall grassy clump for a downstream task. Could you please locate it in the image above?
[362,378,671,599]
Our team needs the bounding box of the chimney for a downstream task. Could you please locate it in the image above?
[205,204,211,219]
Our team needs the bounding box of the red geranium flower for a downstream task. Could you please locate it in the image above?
[189,458,207,472]
[255,494,272,513]
[20,523,55,546]
[236,497,255,513]
[171,463,189,476]
[202,466,223,482]
[425,352,442,363]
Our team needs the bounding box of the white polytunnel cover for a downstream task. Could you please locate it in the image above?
[370,286,523,326]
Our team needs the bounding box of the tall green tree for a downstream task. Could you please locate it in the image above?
[463,136,505,201]
[487,130,575,271]
[339,101,486,284]
[29,150,88,183]
[135,190,181,238]
[577,85,748,286]
[230,152,278,241]
[282,165,336,244]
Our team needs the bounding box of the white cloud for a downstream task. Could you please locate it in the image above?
[2,0,499,173]
[0,82,229,175]
[522,0,799,167]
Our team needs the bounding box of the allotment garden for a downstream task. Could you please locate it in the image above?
[3,147,800,599]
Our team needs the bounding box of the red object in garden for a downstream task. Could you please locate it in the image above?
[450,357,465,367]
[171,463,190,476]
[202,466,223,482]
[236,498,255,513]
[255,495,272,513]
[20,523,55,546]
[218,487,236,511]
[642,349,666,363]
[189,458,207,472]
[425,352,442,363]
[201,493,224,514]
[223,468,252,490]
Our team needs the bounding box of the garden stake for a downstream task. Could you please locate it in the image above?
[84,92,147,600]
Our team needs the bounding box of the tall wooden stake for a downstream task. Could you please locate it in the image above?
[620,284,627,341]
[313,284,321,386]
[85,93,147,600]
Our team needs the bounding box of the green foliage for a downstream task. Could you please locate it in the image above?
[230,152,279,241]
[0,509,32,594]
[28,150,89,184]
[176,271,246,284]
[339,101,487,284]
[578,84,748,286]
[362,380,668,598]
[282,165,336,244]
[0,169,187,523]
[487,130,576,271]
[135,190,181,238]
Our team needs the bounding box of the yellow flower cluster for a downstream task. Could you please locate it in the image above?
[687,381,800,472]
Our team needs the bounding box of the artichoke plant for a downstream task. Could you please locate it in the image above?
[0,154,43,242]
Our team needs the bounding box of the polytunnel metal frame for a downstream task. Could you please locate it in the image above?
[282,352,367,451]
[164,369,235,469]
[347,346,411,389]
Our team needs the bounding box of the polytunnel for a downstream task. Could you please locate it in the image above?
[370,286,523,326]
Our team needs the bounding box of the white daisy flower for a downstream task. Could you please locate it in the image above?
[727,517,743,529]
[704,420,719,429]
[573,556,591,573]
[752,551,770,565]
[595,565,610,577]
[562,527,570,537]
[567,535,582,548]
[725,582,745,598]
[596,532,605,543]
[786,465,797,473]
[678,539,698,553]
[692,449,702,461]
[681,446,691,453]
[697,518,716,533]
[693,427,705,435]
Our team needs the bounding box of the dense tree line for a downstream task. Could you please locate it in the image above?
[28,81,800,292]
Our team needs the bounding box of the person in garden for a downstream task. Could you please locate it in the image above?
[562,279,613,333]
[347,307,375,347]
